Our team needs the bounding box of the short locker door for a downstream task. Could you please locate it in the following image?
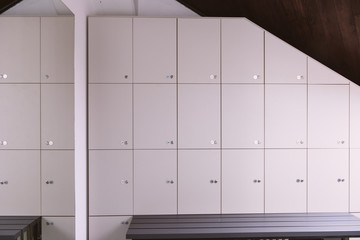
[88,17,132,83]
[134,150,177,215]
[265,85,307,148]
[0,17,40,83]
[89,150,133,215]
[350,149,360,212]
[308,58,349,84]
[178,18,220,83]
[41,84,74,149]
[265,149,307,213]
[133,18,176,83]
[308,149,349,212]
[178,150,220,214]
[0,150,40,215]
[222,150,264,213]
[178,84,220,148]
[134,84,177,149]
[222,18,264,83]
[222,84,264,148]
[41,151,74,216]
[0,84,40,149]
[89,216,132,240]
[89,84,132,149]
[41,17,74,83]
[42,217,75,240]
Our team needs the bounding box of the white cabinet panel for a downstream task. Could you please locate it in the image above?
[89,150,133,215]
[134,150,177,215]
[222,18,264,83]
[222,150,264,213]
[88,17,132,83]
[41,17,74,83]
[265,85,307,148]
[0,17,40,83]
[0,84,40,149]
[178,150,220,214]
[134,18,176,83]
[308,58,349,84]
[41,151,74,216]
[350,83,360,148]
[350,149,360,212]
[265,149,307,213]
[178,84,220,148]
[41,84,74,149]
[134,84,177,149]
[0,151,40,215]
[42,217,75,240]
[222,85,264,148]
[178,18,220,83]
[308,85,349,148]
[89,84,132,149]
[308,149,349,212]
[89,216,132,240]
[265,32,307,84]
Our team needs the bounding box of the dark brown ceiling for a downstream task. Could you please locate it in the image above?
[177,0,360,86]
[0,0,22,14]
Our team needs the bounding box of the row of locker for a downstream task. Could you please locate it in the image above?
[0,150,74,216]
[88,17,348,85]
[0,84,74,149]
[89,83,360,149]
[89,149,360,215]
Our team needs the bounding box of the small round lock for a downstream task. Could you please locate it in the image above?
[46,140,54,146]
[210,74,217,80]
[166,75,174,79]
[210,140,217,145]
[0,140,8,146]
[337,178,342,182]
[342,179,345,182]
[124,75,128,79]
[46,222,54,226]
[254,140,261,145]
[167,140,174,145]
[121,180,128,185]
[1,74,8,79]
[210,180,214,184]
[253,179,260,183]
[120,140,128,145]
[296,75,303,80]
[45,75,50,79]
[253,75,260,80]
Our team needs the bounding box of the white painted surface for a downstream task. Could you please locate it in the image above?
[350,82,360,148]
[350,149,360,212]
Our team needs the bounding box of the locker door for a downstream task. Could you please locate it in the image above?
[42,217,75,240]
[41,84,74,149]
[350,149,360,212]
[89,216,132,240]
[308,58,349,84]
[350,83,360,148]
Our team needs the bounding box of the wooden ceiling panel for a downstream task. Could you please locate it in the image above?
[0,0,22,14]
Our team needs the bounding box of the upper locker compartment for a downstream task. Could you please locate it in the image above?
[265,32,307,84]
[308,58,349,84]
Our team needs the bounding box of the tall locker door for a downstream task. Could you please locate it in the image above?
[41,84,74,149]
[89,216,132,240]
[178,18,220,83]
[89,84,132,149]
[41,151,74,216]
[222,85,264,148]
[308,85,349,148]
[178,84,220,148]
[350,149,360,212]
[89,150,133,215]
[0,84,40,149]
[134,84,177,149]
[265,32,307,84]
[42,217,75,240]
[265,149,307,213]
[88,17,132,83]
[178,150,220,214]
[308,149,349,212]
[134,18,176,83]
[0,17,40,83]
[134,150,177,215]
[41,17,74,83]
[222,18,264,83]
[265,85,307,148]
[350,83,360,148]
[222,150,264,213]
[0,151,40,215]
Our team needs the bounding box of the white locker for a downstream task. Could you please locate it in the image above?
[265,32,307,84]
[265,85,307,148]
[178,150,220,214]
[89,84,132,149]
[134,150,177,215]
[134,84,177,149]
[222,150,264,213]
[308,85,349,148]
[89,150,133,215]
[88,17,132,83]
[42,217,75,240]
[178,84,220,148]
[222,84,264,148]
[350,82,360,148]
[350,149,360,212]
[308,58,349,84]
[178,18,220,83]
[265,149,307,213]
[133,18,176,83]
[222,18,264,83]
[308,149,349,212]
[89,216,132,240]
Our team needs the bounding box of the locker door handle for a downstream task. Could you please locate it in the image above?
[253,75,260,80]
[0,181,8,185]
[46,180,54,184]
[0,140,8,146]
[0,74,8,79]
[253,179,261,183]
[121,180,129,184]
[296,179,304,183]
[296,75,304,80]
[120,140,128,145]
[121,221,129,225]
[46,222,54,226]
[210,180,218,184]
[166,75,174,79]
[46,140,54,146]
[337,178,345,182]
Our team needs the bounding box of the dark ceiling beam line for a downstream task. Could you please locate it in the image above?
[0,0,22,14]
[177,0,207,16]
